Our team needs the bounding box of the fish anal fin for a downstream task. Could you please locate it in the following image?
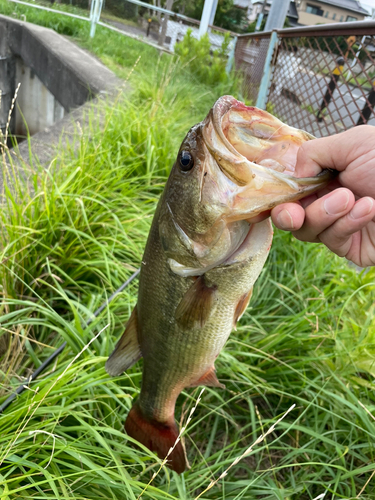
[175,276,217,330]
[189,365,225,389]
[233,288,253,329]
[125,402,188,474]
[105,306,142,376]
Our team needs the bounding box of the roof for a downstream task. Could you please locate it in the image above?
[318,0,369,15]
[252,0,369,16]
[288,1,299,19]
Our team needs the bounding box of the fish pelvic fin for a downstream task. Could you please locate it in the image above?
[233,288,253,330]
[125,402,187,474]
[189,365,225,389]
[175,276,217,330]
[105,306,142,376]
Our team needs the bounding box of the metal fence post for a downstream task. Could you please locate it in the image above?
[256,30,278,110]
[90,0,103,38]
[225,36,237,75]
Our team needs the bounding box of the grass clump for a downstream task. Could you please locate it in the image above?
[0,8,375,500]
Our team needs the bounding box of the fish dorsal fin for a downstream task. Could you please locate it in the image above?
[105,306,142,376]
[233,288,253,330]
[175,276,217,330]
[189,365,225,389]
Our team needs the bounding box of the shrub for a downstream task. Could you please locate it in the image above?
[174,28,231,86]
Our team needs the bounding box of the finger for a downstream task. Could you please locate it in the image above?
[271,181,348,232]
[271,202,305,231]
[295,126,375,178]
[247,210,271,224]
[291,188,355,243]
[318,197,375,261]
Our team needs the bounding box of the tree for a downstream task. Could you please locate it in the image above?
[177,0,248,32]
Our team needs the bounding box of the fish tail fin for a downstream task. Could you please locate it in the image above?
[125,402,187,474]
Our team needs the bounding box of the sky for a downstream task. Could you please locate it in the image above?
[361,0,375,16]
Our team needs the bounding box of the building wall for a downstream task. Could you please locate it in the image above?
[298,0,366,25]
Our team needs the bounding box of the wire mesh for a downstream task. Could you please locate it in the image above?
[235,34,271,104]
[236,25,375,137]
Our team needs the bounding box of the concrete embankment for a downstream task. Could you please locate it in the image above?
[0,14,126,172]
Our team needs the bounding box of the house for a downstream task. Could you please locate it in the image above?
[234,0,253,18]
[249,0,369,26]
[297,0,369,25]
[249,1,300,26]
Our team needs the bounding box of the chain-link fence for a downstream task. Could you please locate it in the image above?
[235,21,375,138]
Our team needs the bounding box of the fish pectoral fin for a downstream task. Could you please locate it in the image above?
[175,275,217,330]
[189,365,225,389]
[105,306,142,376]
[233,288,253,330]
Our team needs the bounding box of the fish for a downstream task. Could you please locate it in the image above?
[105,96,334,473]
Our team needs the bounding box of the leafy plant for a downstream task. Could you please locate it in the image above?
[174,28,232,86]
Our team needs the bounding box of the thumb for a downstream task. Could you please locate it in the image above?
[294,126,374,178]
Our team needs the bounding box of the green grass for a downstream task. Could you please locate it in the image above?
[1,6,375,500]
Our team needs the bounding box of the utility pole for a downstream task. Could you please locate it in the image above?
[208,0,218,28]
[264,0,290,31]
[199,0,216,38]
[253,0,290,87]
[158,0,174,47]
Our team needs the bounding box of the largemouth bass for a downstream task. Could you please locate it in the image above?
[106,96,333,473]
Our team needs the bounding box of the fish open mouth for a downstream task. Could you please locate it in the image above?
[167,96,336,277]
[202,95,335,218]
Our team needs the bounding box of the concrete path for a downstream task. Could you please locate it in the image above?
[103,17,160,44]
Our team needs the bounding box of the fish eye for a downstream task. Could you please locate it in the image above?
[179,150,194,172]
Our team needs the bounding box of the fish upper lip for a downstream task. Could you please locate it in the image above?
[204,95,309,186]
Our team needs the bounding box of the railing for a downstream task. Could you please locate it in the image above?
[6,0,236,54]
[100,0,237,53]
[234,21,375,137]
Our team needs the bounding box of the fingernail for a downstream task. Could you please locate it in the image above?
[350,197,374,219]
[277,209,294,230]
[324,190,350,215]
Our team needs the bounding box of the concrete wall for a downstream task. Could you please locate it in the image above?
[15,57,65,138]
[0,15,122,141]
[0,22,15,138]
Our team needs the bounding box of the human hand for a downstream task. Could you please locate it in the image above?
[267,126,375,267]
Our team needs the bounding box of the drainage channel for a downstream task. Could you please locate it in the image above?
[0,14,122,152]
